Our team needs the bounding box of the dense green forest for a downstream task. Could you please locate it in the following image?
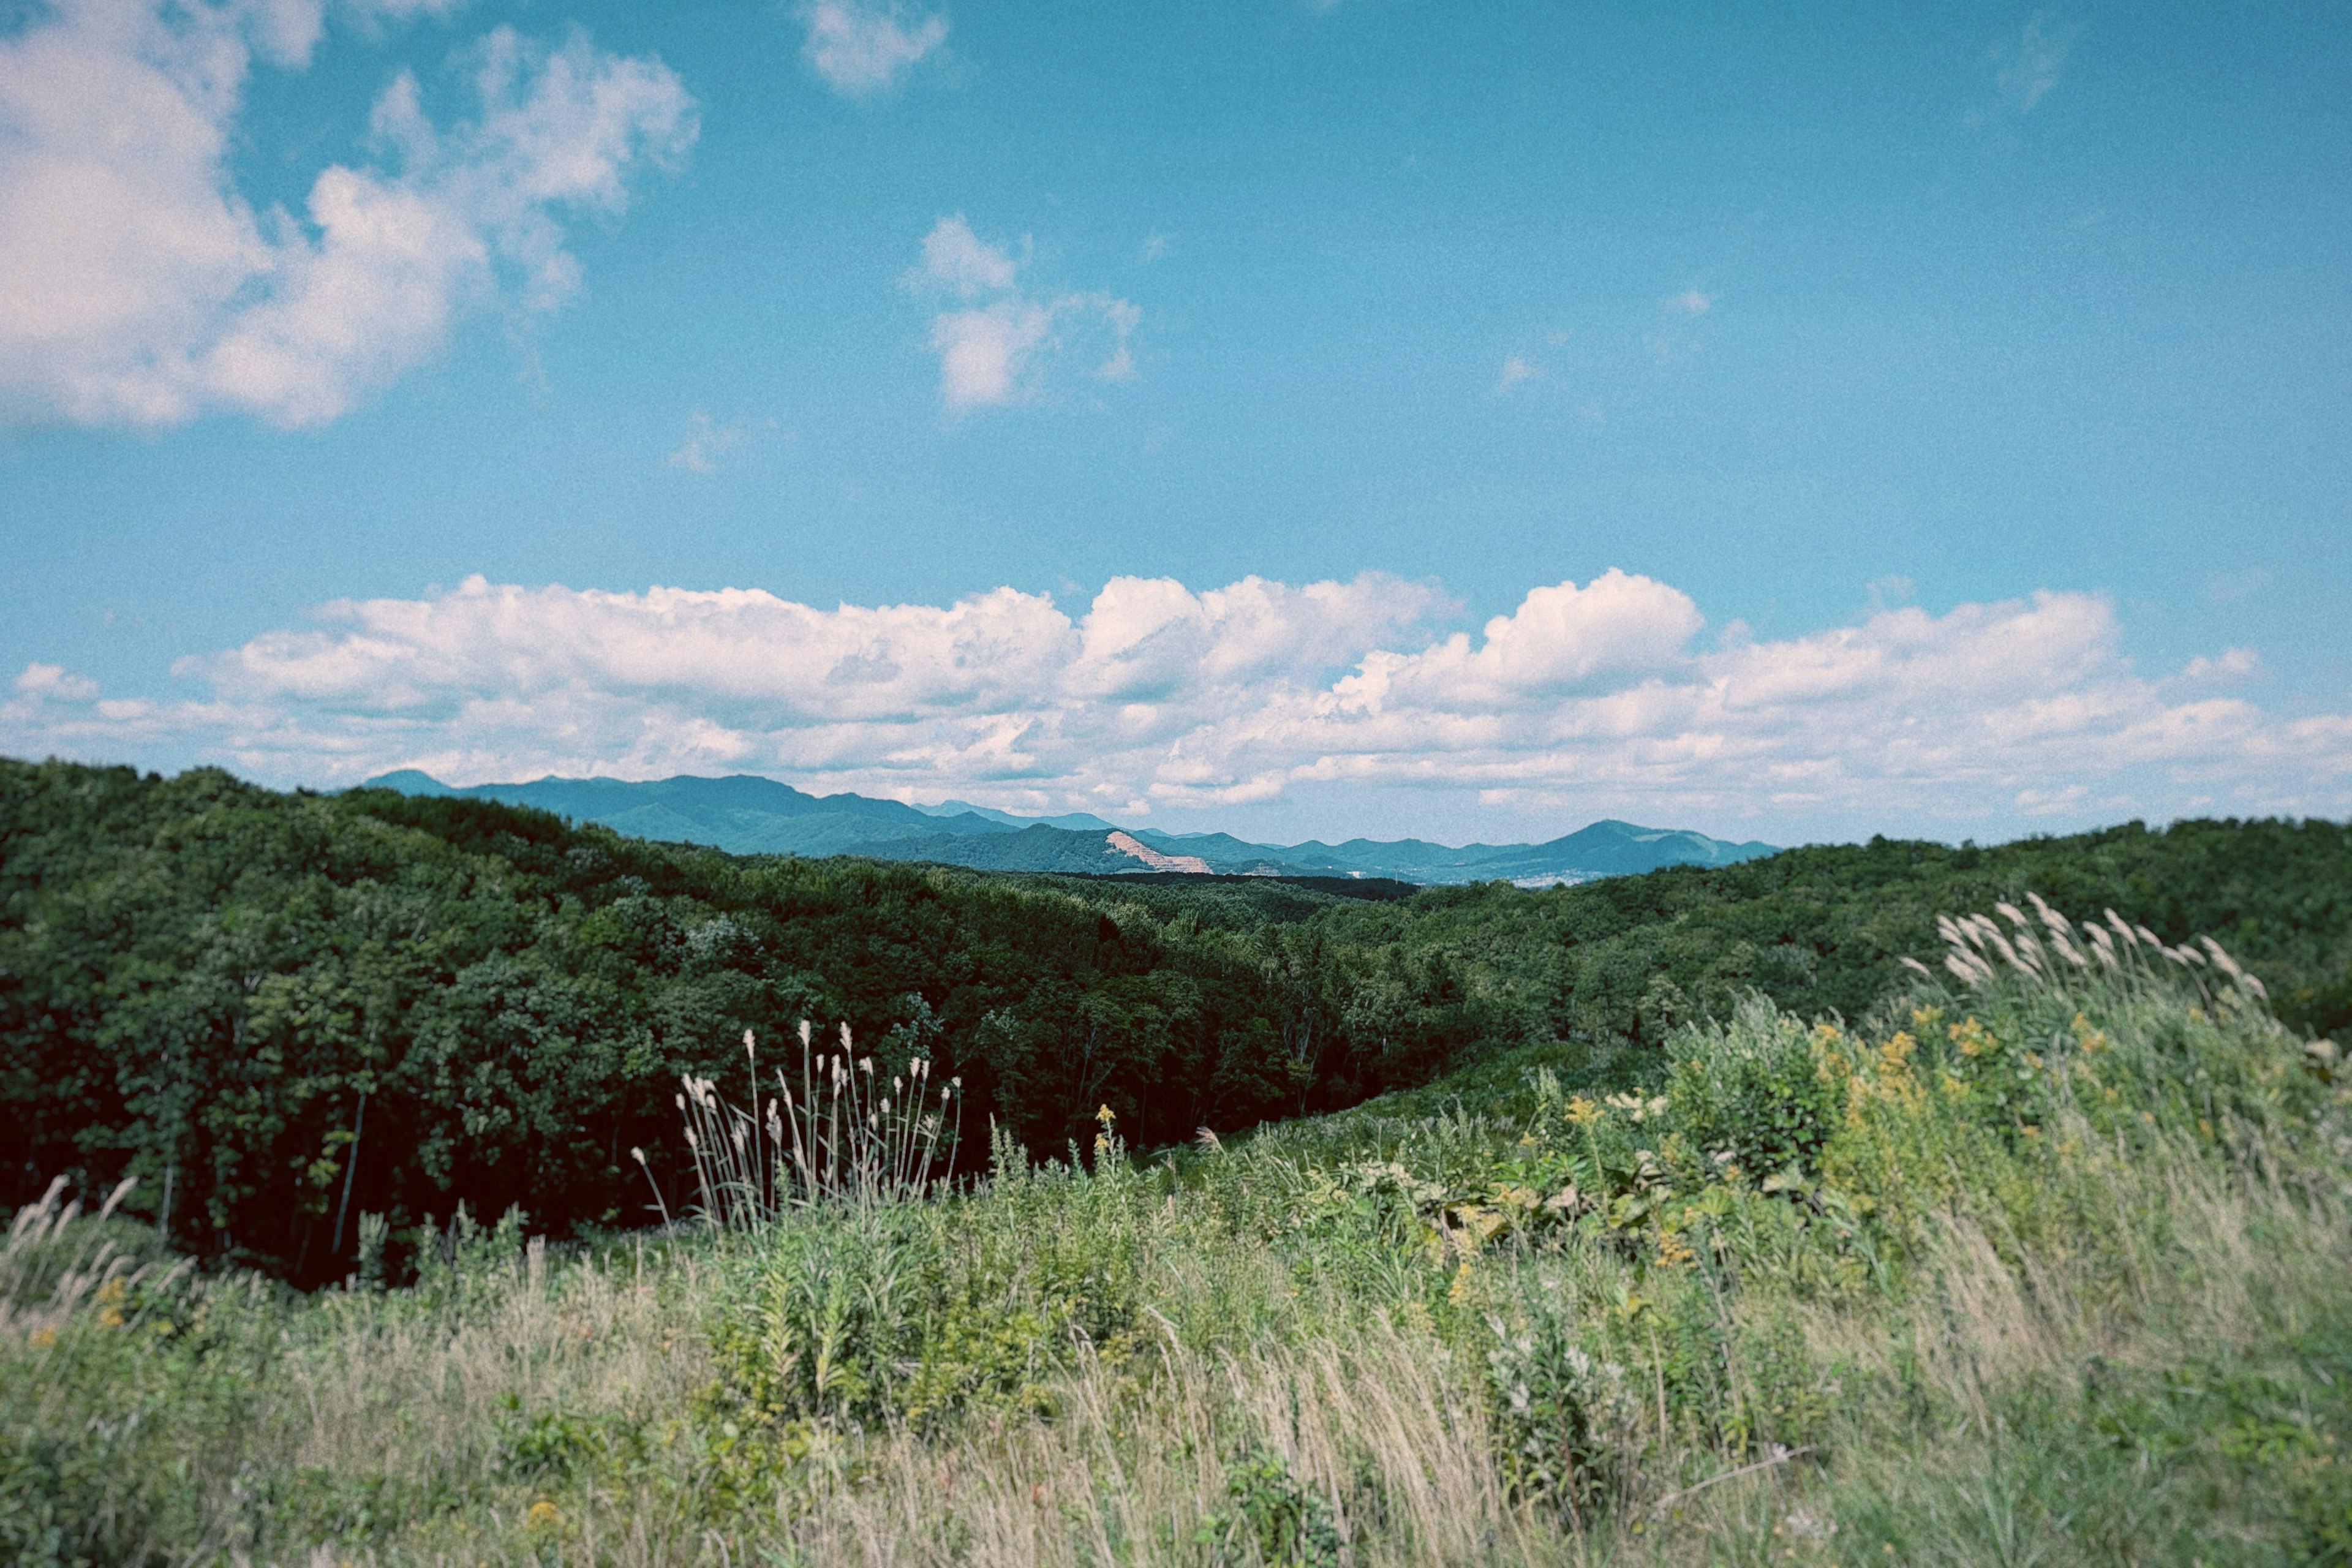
[4,755,2348,1283]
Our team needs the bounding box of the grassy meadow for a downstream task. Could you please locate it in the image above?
[6,895,2350,1566]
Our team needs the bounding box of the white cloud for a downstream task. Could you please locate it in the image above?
[10,570,2351,837]
[928,299,1054,409]
[667,411,771,473]
[1668,289,1712,315]
[799,0,946,97]
[1495,355,1539,393]
[916,213,1018,296]
[907,216,1137,412]
[1994,14,2069,114]
[2180,647,2260,682]
[0,0,695,429]
[13,663,100,701]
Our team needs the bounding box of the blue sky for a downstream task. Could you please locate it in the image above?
[2,0,2348,846]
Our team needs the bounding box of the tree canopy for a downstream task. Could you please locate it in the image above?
[4,756,2345,1281]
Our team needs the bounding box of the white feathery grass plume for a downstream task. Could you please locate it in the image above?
[1981,924,2032,976]
[1996,902,2029,929]
[1945,950,1997,987]
[2106,909,2141,948]
[2197,935,2244,979]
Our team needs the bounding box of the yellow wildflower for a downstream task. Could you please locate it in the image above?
[1565,1095,1601,1127]
[1447,1260,1475,1306]
[1950,1017,1996,1058]
[525,1500,560,1531]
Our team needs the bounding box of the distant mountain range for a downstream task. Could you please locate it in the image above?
[361,771,1777,886]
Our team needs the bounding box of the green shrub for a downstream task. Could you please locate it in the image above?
[1665,995,1842,1181]
[1485,1276,1639,1525]
[1214,1442,1343,1567]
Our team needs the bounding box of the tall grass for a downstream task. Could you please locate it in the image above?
[660,1023,965,1230]
[4,897,2346,1566]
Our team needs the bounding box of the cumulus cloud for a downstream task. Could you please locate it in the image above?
[0,0,695,429]
[13,663,99,701]
[9,570,2351,835]
[799,0,946,96]
[2180,647,2260,683]
[907,216,1138,412]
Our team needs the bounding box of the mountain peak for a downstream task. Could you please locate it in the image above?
[352,771,1774,884]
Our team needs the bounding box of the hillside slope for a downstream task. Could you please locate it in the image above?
[7,756,2348,1286]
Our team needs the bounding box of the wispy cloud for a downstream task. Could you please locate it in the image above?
[1668,288,1713,315]
[799,0,947,96]
[1494,355,1540,393]
[10,570,2348,834]
[666,412,775,473]
[1994,13,2070,114]
[906,216,1138,412]
[2205,568,2271,604]
[1866,575,1916,611]
[0,1,695,429]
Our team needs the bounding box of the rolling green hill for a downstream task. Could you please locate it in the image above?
[6,755,2347,1286]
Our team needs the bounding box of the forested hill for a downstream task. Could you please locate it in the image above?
[4,756,2348,1283]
